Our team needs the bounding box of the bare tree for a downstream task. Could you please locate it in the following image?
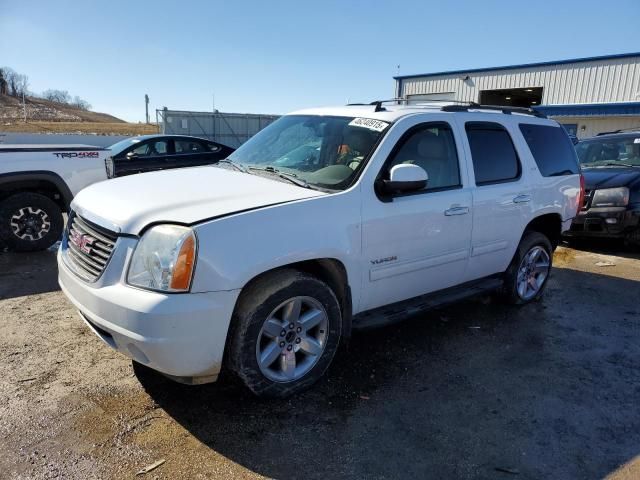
[2,66,92,110]
[13,73,28,97]
[42,89,71,104]
[1,67,17,96]
[71,95,91,111]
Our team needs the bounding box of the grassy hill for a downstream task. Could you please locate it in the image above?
[0,95,157,135]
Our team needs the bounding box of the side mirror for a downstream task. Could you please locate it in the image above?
[381,164,428,193]
[126,151,138,159]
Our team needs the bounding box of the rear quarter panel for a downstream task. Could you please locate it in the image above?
[507,118,581,226]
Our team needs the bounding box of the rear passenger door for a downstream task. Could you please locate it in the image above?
[459,120,534,281]
[165,138,229,170]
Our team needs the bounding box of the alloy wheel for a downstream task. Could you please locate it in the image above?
[516,246,550,300]
[256,296,329,383]
[9,207,51,241]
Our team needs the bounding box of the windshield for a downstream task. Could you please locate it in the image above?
[575,136,640,167]
[227,115,389,190]
[108,137,143,156]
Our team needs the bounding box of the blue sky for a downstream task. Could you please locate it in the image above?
[1,0,639,122]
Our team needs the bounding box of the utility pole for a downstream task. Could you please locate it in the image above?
[22,91,26,123]
[144,94,149,124]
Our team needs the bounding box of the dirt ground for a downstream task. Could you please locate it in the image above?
[1,241,639,479]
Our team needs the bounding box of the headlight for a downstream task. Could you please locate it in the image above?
[127,225,197,292]
[591,187,629,207]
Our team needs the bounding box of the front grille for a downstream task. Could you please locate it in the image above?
[64,212,118,282]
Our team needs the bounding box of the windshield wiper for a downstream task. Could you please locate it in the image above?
[248,166,310,188]
[216,159,248,173]
[278,172,310,188]
[585,162,637,168]
[601,162,637,167]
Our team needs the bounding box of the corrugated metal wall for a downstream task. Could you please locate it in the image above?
[159,110,280,148]
[399,56,640,105]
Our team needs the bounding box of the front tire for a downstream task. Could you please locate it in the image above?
[0,193,64,252]
[501,231,553,305]
[227,269,342,398]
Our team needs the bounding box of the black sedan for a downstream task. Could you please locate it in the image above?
[106,135,235,177]
[567,131,640,246]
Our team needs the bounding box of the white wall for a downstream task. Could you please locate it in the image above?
[554,116,640,139]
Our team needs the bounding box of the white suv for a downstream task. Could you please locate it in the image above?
[58,102,583,397]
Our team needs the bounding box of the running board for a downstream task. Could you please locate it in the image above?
[352,276,504,330]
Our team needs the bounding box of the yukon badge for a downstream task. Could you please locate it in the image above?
[371,255,397,265]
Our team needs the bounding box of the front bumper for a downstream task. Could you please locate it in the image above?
[58,247,240,381]
[565,205,640,239]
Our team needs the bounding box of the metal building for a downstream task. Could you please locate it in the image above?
[157,108,279,148]
[395,52,640,138]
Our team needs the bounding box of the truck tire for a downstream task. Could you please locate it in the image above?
[500,231,553,305]
[0,193,64,252]
[227,269,342,398]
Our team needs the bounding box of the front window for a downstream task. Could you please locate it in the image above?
[108,137,142,156]
[575,136,640,168]
[227,115,389,190]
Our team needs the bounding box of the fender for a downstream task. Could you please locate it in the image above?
[0,171,74,209]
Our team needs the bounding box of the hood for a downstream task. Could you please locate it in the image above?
[72,166,325,234]
[582,167,640,191]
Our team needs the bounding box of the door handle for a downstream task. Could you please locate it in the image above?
[513,194,531,204]
[444,206,470,216]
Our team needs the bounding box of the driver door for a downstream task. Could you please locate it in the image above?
[360,121,473,311]
[113,138,170,177]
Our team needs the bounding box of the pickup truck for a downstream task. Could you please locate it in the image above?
[0,144,110,251]
[0,135,234,251]
[58,102,583,397]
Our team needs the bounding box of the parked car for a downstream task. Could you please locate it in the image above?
[566,130,640,246]
[0,136,234,251]
[58,102,582,397]
[106,135,234,177]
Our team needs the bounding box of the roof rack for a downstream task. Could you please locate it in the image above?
[346,98,546,117]
[440,104,546,118]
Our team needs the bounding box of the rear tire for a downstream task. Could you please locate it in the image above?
[227,269,342,398]
[501,231,553,305]
[0,193,64,252]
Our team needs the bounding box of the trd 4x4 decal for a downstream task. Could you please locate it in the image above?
[53,152,99,158]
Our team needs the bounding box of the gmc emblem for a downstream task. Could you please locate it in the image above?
[69,230,94,254]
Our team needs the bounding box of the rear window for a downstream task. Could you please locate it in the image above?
[519,124,580,176]
[465,122,520,185]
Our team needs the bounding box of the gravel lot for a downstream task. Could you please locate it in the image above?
[1,242,639,479]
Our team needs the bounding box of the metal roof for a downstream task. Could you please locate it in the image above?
[394,52,640,80]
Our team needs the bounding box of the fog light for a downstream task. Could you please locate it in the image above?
[605,218,617,224]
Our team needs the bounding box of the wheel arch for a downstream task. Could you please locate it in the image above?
[522,212,563,249]
[236,258,353,341]
[0,171,73,211]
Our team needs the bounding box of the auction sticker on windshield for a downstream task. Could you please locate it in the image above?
[349,118,390,132]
